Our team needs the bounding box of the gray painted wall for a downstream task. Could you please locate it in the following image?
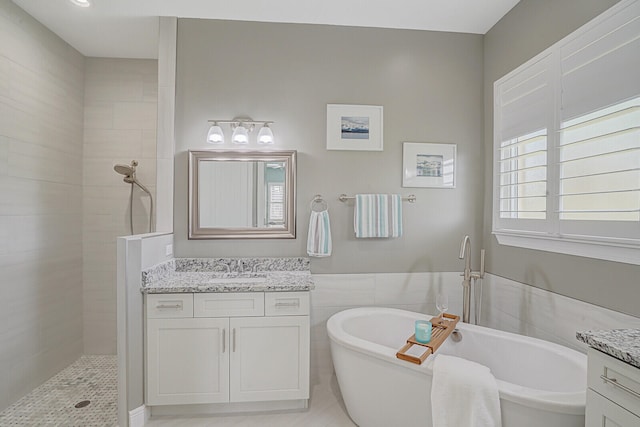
[174,19,484,273]
[483,0,640,318]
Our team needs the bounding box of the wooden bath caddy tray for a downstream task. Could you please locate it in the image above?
[396,313,460,365]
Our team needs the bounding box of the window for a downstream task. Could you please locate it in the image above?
[493,0,640,265]
[559,97,639,223]
[499,128,548,220]
[267,183,285,226]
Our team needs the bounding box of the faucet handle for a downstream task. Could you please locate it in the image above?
[470,250,485,280]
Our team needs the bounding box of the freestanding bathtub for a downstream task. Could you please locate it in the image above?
[327,307,587,427]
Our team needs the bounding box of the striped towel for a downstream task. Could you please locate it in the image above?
[354,194,403,238]
[307,210,332,257]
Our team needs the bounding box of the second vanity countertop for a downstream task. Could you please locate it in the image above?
[141,257,315,294]
[576,329,640,369]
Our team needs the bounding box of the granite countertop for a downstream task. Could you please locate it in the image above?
[576,329,640,369]
[141,257,314,294]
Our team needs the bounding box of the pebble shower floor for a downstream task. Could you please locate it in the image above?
[0,355,117,427]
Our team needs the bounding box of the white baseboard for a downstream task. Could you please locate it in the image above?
[150,399,308,417]
[129,405,150,427]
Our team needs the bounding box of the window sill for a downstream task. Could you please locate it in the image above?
[493,231,640,265]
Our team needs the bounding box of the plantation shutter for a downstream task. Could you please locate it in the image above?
[558,1,640,240]
[494,55,553,233]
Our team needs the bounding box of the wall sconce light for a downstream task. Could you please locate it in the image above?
[206,117,275,146]
[231,123,249,145]
[70,0,91,7]
[206,122,225,144]
[257,123,274,145]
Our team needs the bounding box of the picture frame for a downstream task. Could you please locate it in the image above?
[326,104,383,151]
[402,142,456,188]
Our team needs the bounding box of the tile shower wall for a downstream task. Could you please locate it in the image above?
[0,0,85,411]
[83,58,158,354]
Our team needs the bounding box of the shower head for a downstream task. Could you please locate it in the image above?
[114,164,134,176]
[114,160,139,181]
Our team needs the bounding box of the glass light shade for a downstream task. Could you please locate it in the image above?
[232,125,249,144]
[70,0,91,7]
[206,124,225,144]
[257,124,274,144]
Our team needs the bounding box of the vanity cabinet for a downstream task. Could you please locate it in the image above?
[145,292,310,407]
[146,317,229,405]
[585,348,640,426]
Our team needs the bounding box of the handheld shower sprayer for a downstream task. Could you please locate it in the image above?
[113,160,153,235]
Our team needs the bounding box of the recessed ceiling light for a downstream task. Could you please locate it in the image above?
[70,0,91,7]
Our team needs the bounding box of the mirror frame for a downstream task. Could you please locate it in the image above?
[189,150,297,239]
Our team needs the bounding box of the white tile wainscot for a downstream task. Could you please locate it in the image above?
[309,272,463,378]
[309,272,640,381]
[481,274,640,353]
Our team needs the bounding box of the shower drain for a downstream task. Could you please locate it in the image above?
[74,400,91,409]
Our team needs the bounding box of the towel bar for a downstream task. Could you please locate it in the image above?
[338,194,416,203]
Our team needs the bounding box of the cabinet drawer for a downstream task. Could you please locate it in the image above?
[265,292,310,316]
[146,294,194,318]
[586,389,640,427]
[194,293,264,317]
[588,348,640,417]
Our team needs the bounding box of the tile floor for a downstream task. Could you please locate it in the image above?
[147,371,356,426]
[0,355,355,427]
[0,355,117,427]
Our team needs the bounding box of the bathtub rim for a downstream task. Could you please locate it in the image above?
[327,306,587,416]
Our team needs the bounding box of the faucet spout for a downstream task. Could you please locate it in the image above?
[459,235,471,281]
[459,235,470,259]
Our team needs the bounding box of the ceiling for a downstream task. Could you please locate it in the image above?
[12,0,520,59]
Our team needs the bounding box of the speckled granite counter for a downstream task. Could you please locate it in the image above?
[576,329,640,369]
[141,257,314,294]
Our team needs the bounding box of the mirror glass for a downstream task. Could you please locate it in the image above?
[189,150,296,239]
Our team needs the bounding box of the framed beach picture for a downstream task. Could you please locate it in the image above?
[326,104,383,151]
[402,142,456,188]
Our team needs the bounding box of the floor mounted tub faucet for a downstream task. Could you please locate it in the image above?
[459,235,485,323]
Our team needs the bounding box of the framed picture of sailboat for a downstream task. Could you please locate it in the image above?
[402,142,456,188]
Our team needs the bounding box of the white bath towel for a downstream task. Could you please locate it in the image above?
[431,355,502,427]
[354,194,402,238]
[307,210,332,257]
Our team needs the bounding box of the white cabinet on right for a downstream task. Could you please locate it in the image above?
[585,348,640,427]
[230,315,310,402]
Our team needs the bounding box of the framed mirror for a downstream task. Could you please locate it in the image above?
[189,150,296,239]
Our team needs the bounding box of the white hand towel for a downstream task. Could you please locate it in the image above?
[307,210,332,257]
[354,194,402,238]
[431,355,502,427]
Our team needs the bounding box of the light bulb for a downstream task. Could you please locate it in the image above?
[257,124,274,144]
[206,124,225,144]
[232,124,249,144]
[70,0,91,7]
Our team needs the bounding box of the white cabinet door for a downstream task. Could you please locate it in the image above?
[586,389,640,427]
[230,316,310,402]
[146,317,229,405]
